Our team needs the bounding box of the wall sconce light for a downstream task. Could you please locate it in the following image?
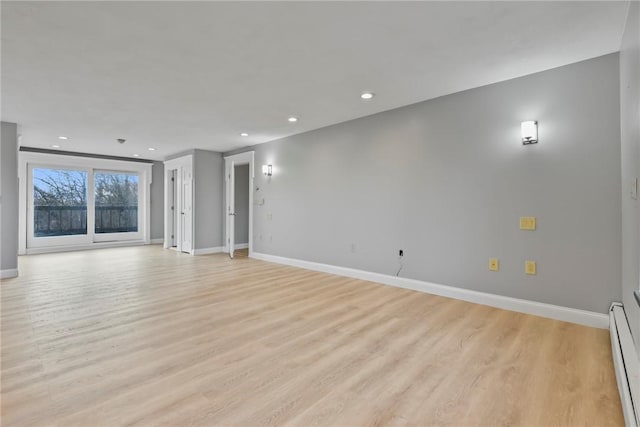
[262,164,273,176]
[521,121,538,145]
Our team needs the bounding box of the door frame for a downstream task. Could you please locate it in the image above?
[164,155,194,254]
[224,151,254,258]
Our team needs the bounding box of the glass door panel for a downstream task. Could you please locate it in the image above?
[28,167,90,248]
[93,171,140,241]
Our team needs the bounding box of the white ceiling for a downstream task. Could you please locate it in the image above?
[1,1,629,160]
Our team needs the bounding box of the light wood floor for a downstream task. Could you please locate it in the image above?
[1,246,622,426]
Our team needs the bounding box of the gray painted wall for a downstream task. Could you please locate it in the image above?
[193,149,224,250]
[227,54,621,314]
[150,161,164,241]
[1,122,19,274]
[165,149,197,161]
[620,2,640,351]
[234,164,250,244]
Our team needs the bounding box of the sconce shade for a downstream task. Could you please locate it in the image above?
[521,121,538,145]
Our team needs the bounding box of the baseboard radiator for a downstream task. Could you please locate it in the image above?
[610,303,639,427]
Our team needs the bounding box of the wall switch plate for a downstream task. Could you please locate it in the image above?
[489,258,499,271]
[632,177,638,200]
[525,260,537,275]
[520,217,536,230]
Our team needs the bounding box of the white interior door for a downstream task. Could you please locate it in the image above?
[228,161,235,258]
[171,169,177,247]
[181,165,193,253]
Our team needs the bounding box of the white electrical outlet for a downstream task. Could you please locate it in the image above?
[632,177,638,200]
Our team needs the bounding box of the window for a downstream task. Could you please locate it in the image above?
[33,168,88,237]
[22,152,152,252]
[94,171,139,234]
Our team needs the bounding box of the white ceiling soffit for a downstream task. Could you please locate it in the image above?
[0,1,629,160]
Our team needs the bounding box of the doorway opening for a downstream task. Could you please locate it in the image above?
[224,151,254,259]
[233,164,250,257]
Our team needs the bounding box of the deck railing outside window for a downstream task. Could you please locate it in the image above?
[34,205,138,237]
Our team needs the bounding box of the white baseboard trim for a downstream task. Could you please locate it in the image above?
[193,246,224,256]
[0,269,19,279]
[223,243,249,252]
[251,252,609,329]
[149,238,164,244]
[25,240,146,255]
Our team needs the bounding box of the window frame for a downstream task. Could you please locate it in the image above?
[19,151,152,254]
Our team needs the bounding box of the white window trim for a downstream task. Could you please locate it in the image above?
[19,151,152,255]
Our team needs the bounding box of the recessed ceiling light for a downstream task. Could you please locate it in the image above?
[360,92,375,100]
[52,145,60,148]
[148,147,156,151]
[240,132,249,137]
[133,154,140,157]
[58,136,68,140]
[288,117,298,123]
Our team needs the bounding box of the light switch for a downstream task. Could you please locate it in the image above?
[525,261,536,275]
[520,217,536,230]
[489,258,499,272]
